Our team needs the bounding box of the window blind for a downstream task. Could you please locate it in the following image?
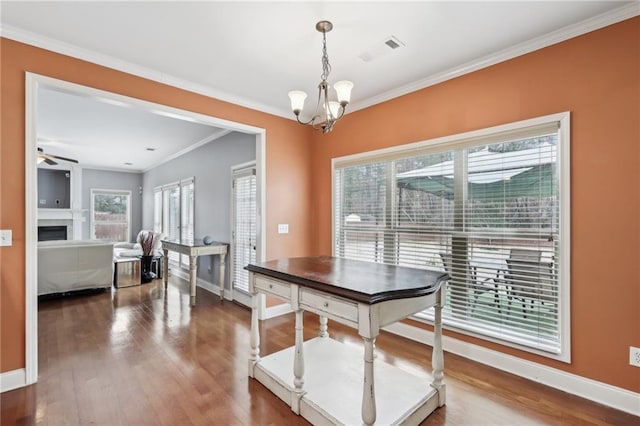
[334,120,566,355]
[232,169,257,293]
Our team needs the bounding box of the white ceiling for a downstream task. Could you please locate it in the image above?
[1,1,637,171]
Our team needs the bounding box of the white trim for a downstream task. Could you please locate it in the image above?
[25,74,38,386]
[142,129,231,173]
[0,369,27,393]
[89,188,132,241]
[383,322,640,417]
[334,112,569,167]
[24,72,267,391]
[0,25,288,119]
[3,5,638,118]
[171,268,231,301]
[558,113,571,364]
[347,3,640,113]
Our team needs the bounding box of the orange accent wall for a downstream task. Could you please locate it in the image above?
[2,17,639,395]
[0,38,313,373]
[310,17,640,392]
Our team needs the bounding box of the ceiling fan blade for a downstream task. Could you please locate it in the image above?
[49,154,79,164]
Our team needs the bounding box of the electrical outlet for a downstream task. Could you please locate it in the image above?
[630,346,640,367]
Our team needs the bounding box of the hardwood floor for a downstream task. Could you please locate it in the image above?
[2,276,637,425]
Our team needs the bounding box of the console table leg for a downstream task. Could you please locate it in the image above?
[432,287,446,406]
[249,289,260,378]
[318,315,329,338]
[162,249,169,288]
[292,309,305,414]
[362,337,376,426]
[189,254,197,306]
[219,252,227,301]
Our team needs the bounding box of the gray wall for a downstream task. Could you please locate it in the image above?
[82,169,143,241]
[142,131,255,287]
[38,168,71,208]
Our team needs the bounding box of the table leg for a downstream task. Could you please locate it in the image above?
[318,315,329,338]
[362,337,376,425]
[219,252,226,301]
[162,248,169,288]
[249,285,260,378]
[432,287,446,406]
[189,254,197,306]
[292,309,305,414]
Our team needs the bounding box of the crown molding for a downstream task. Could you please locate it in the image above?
[2,2,639,119]
[0,24,291,119]
[348,2,640,113]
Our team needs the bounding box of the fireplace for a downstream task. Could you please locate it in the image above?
[38,225,68,241]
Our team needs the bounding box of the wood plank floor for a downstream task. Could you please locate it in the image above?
[2,276,637,425]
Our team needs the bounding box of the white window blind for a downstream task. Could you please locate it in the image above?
[232,168,257,293]
[334,116,568,357]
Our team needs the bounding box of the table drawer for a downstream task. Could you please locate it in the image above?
[254,276,291,301]
[300,288,358,323]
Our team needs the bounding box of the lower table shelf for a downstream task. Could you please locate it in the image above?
[253,337,439,426]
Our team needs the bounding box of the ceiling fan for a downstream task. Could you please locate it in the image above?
[37,147,79,165]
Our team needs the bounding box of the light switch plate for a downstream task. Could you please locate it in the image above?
[278,224,289,234]
[0,229,12,247]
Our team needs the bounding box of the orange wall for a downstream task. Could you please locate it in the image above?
[2,17,639,395]
[0,38,314,372]
[310,18,640,392]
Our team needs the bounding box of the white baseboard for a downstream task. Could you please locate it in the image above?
[171,268,232,301]
[383,322,640,417]
[1,368,26,393]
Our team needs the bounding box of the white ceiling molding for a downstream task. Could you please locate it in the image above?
[348,2,640,113]
[0,24,287,119]
[1,3,638,119]
[142,128,232,173]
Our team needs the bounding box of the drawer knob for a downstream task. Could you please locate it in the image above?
[323,302,329,308]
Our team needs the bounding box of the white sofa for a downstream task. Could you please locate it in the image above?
[38,240,114,296]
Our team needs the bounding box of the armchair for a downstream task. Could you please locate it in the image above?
[113,230,164,258]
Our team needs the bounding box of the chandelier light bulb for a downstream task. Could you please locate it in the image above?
[288,90,308,115]
[334,80,354,106]
[327,101,341,120]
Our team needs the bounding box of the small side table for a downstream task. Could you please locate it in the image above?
[114,257,141,288]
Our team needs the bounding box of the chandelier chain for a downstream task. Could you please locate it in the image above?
[320,31,331,83]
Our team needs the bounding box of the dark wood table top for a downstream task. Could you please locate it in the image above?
[246,256,448,304]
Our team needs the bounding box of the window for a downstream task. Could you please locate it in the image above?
[154,178,195,268]
[91,189,131,242]
[231,167,257,294]
[333,113,570,359]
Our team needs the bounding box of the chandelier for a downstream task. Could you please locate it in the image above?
[288,21,353,133]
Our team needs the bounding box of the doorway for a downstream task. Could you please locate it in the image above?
[25,73,266,386]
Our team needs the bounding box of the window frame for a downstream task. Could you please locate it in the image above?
[90,188,132,242]
[332,112,571,361]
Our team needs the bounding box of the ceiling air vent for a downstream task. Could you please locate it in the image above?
[358,35,405,62]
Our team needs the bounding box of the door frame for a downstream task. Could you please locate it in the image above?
[230,161,257,308]
[25,72,267,385]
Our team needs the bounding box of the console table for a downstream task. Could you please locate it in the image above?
[246,256,448,425]
[161,239,228,306]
